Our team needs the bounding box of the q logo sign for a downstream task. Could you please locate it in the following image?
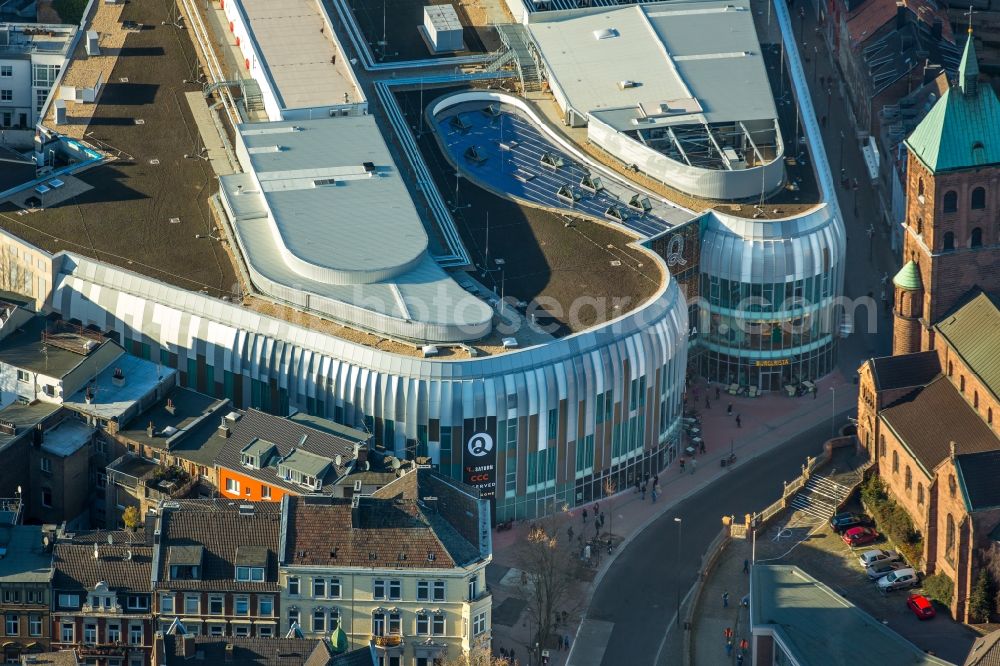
[467,432,494,457]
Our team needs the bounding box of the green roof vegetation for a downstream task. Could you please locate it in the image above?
[905,33,1000,172]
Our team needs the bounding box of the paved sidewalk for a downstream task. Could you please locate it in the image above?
[691,541,753,666]
[488,371,857,665]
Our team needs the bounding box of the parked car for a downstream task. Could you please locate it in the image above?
[877,568,919,592]
[858,549,902,568]
[842,526,879,547]
[830,512,869,533]
[906,594,936,620]
[866,561,907,580]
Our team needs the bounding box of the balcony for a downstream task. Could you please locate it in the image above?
[371,635,403,648]
[107,455,196,501]
[77,643,128,656]
[81,603,124,614]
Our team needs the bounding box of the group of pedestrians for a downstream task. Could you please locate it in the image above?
[633,473,661,502]
[723,626,749,665]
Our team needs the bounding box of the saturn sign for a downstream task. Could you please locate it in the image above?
[467,432,494,457]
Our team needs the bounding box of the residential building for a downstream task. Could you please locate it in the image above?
[154,634,376,665]
[279,468,492,666]
[215,409,367,502]
[27,413,95,527]
[50,532,154,666]
[0,400,62,499]
[750,565,951,665]
[0,520,53,662]
[150,501,281,639]
[0,23,75,129]
[0,314,124,410]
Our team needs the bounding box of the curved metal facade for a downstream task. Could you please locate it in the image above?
[52,253,688,521]
[696,204,846,389]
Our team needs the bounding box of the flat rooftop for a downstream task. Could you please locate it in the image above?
[751,565,952,666]
[0,22,76,57]
[527,0,777,132]
[41,416,93,457]
[234,0,361,111]
[221,116,493,342]
[0,525,52,584]
[0,316,119,379]
[116,387,230,467]
[0,400,60,451]
[61,352,177,422]
[3,0,239,299]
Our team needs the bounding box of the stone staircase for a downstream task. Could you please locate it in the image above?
[788,474,853,522]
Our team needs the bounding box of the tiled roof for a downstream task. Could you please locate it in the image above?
[955,450,1000,511]
[215,410,360,495]
[373,468,485,559]
[19,651,80,666]
[868,351,940,391]
[52,537,153,593]
[283,485,482,570]
[965,629,1000,666]
[906,35,1000,172]
[328,646,376,666]
[936,291,1000,401]
[160,636,331,666]
[880,375,999,474]
[154,501,281,591]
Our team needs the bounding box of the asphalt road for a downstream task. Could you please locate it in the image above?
[587,415,850,666]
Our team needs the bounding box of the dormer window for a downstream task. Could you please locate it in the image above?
[241,453,258,469]
[168,545,204,581]
[240,438,277,471]
[235,566,265,582]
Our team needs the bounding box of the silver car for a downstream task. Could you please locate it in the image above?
[858,549,901,568]
[877,568,919,592]
[866,561,906,580]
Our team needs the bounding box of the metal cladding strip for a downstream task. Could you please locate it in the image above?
[52,253,687,461]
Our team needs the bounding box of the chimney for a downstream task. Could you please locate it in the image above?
[165,398,176,416]
[179,634,196,659]
[147,421,155,438]
[224,643,234,662]
[895,2,906,30]
[112,367,126,388]
[950,441,957,458]
[218,417,230,439]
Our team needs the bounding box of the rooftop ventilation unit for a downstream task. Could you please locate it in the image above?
[313,178,337,187]
[594,28,619,40]
[618,80,639,90]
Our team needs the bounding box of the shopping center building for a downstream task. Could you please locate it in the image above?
[0,0,844,522]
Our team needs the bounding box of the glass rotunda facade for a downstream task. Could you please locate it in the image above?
[696,207,846,391]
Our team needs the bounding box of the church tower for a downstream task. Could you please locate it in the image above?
[901,27,1000,348]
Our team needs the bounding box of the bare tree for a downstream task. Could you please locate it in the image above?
[0,244,29,295]
[436,647,511,666]
[516,516,584,657]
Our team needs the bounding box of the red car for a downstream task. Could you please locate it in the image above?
[907,594,935,620]
[842,526,879,546]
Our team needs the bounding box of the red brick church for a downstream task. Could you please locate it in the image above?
[857,28,1000,622]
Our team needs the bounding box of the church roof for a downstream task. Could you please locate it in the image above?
[906,32,1000,172]
[892,260,922,291]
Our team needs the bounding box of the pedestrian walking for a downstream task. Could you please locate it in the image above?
[726,640,733,657]
[641,484,646,500]
[568,526,574,540]
[727,403,733,415]
[736,414,742,428]
[565,634,572,651]
[651,488,658,502]
[600,511,605,525]
[723,590,729,608]
[743,559,749,574]
[705,396,711,409]
[594,502,599,515]
[737,654,744,666]
[653,473,659,486]
[645,472,650,485]
[635,479,641,493]
[679,458,686,472]
[691,458,697,474]
[583,508,588,523]
[715,386,720,400]
[699,440,706,454]
[740,637,748,653]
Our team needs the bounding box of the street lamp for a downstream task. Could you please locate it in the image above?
[830,386,837,436]
[867,224,875,260]
[813,45,818,81]
[674,517,683,627]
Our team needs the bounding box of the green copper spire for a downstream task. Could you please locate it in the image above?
[959,29,979,96]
